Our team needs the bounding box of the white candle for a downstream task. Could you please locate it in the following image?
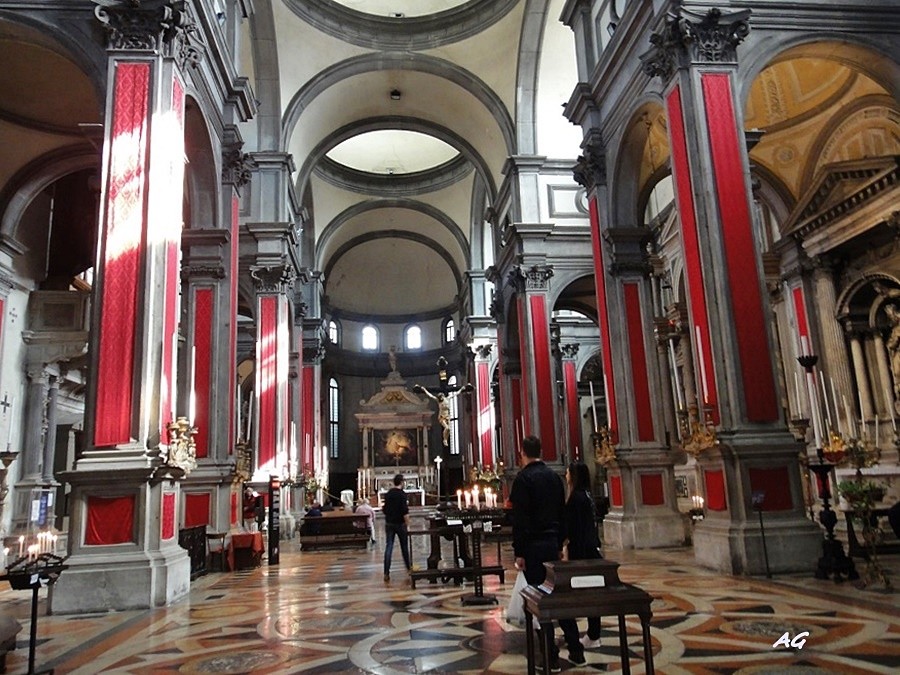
[806,372,822,448]
[794,371,802,414]
[857,388,866,435]
[876,413,880,447]
[830,379,842,435]
[519,417,525,440]
[669,341,685,410]
[472,485,480,510]
[189,345,197,422]
[603,373,612,422]
[4,396,13,448]
[457,489,463,510]
[464,490,471,508]
[589,381,599,431]
[817,373,830,433]
[17,535,23,559]
[695,325,710,403]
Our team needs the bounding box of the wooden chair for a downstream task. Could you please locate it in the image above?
[206,532,228,572]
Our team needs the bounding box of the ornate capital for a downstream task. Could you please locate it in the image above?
[573,136,606,190]
[640,7,750,82]
[250,264,295,294]
[512,264,554,292]
[94,1,204,68]
[222,142,256,188]
[475,343,493,360]
[560,343,579,360]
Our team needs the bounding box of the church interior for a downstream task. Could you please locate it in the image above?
[0,0,898,671]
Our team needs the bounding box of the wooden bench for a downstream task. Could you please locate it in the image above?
[298,511,370,550]
[843,507,900,560]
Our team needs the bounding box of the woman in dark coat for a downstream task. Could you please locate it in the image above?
[563,461,603,648]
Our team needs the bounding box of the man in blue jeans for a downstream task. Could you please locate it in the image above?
[382,473,412,582]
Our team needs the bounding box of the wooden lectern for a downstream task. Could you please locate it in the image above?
[520,559,654,674]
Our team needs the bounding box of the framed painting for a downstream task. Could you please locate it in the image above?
[374,428,418,467]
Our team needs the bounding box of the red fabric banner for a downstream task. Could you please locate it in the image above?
[230,490,239,526]
[529,295,557,460]
[161,492,176,540]
[624,283,654,441]
[476,361,493,466]
[184,492,211,528]
[516,298,531,435]
[302,364,315,470]
[704,469,727,511]
[666,85,719,425]
[589,197,618,442]
[702,72,778,423]
[193,288,213,458]
[748,466,793,511]
[610,474,623,508]
[640,473,665,506]
[94,62,150,446]
[85,495,135,545]
[257,296,278,469]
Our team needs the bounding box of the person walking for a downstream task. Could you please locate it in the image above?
[382,473,412,582]
[563,461,603,649]
[510,436,584,669]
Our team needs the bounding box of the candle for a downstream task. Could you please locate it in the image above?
[818,373,831,433]
[457,489,463,510]
[695,325,709,403]
[807,372,823,449]
[472,485,480,510]
[464,490,471,508]
[603,373,612,422]
[876,413,880,447]
[830,379,842,435]
[4,396,13,448]
[794,371,802,414]
[857,387,866,435]
[669,341,685,410]
[17,535,23,559]
[519,417,525,441]
[589,381,599,432]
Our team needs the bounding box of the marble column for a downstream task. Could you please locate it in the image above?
[41,376,59,485]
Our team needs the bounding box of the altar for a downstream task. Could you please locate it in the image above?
[355,368,436,503]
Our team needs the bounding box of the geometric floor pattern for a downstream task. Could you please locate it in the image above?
[2,522,899,674]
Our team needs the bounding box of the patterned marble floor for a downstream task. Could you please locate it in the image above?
[2,520,898,674]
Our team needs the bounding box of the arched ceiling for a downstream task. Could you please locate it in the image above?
[260,0,580,321]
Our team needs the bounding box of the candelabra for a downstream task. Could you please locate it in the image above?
[679,403,718,457]
[593,426,617,466]
[810,447,858,582]
[162,416,198,476]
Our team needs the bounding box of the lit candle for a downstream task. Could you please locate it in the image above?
[4,396,13,448]
[472,485,480,510]
[794,371,802,414]
[589,381,599,432]
[17,535,23,559]
[457,489,463,510]
[464,490,471,508]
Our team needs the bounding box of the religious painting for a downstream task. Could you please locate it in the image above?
[675,475,689,498]
[374,428,418,467]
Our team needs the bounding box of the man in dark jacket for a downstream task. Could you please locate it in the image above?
[510,436,583,669]
[382,473,412,582]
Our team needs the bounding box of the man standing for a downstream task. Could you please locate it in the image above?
[382,473,412,582]
[510,436,584,669]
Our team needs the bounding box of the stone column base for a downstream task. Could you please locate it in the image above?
[602,509,688,549]
[693,515,821,575]
[50,548,191,614]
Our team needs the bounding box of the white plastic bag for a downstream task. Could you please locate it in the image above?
[506,570,528,626]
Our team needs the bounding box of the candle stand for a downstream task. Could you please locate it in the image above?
[809,457,858,582]
[0,552,68,674]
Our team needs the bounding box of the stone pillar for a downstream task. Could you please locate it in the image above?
[560,343,582,460]
[21,367,48,481]
[53,0,202,613]
[41,377,59,485]
[848,332,874,426]
[812,260,854,405]
[640,6,819,573]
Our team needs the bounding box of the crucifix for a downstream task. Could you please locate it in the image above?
[413,356,472,448]
[0,394,11,414]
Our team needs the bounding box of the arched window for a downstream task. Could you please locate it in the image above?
[328,378,339,459]
[448,375,460,456]
[405,324,422,350]
[328,319,340,346]
[361,324,378,351]
[444,318,456,344]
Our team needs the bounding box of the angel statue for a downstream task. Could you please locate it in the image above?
[414,383,473,446]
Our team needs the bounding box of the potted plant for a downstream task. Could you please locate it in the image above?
[837,470,891,589]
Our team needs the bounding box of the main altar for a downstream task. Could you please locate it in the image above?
[354,367,436,506]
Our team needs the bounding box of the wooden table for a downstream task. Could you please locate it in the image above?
[229,532,264,571]
[521,560,654,675]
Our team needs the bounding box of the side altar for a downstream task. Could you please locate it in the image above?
[355,368,435,506]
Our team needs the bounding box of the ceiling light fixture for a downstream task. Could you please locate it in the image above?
[390,89,402,100]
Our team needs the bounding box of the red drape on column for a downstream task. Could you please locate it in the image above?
[476,361,493,466]
[94,62,150,446]
[748,466,793,511]
[609,475,623,508]
[516,297,531,435]
[193,288,213,458]
[640,473,664,506]
[624,283,654,441]
[563,361,580,459]
[161,491,176,540]
[666,84,719,424]
[529,295,557,461]
[702,72,777,422]
[589,197,619,442]
[184,492,211,528]
[301,364,315,471]
[257,296,278,468]
[229,196,239,452]
[705,469,727,511]
[85,495,135,545]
